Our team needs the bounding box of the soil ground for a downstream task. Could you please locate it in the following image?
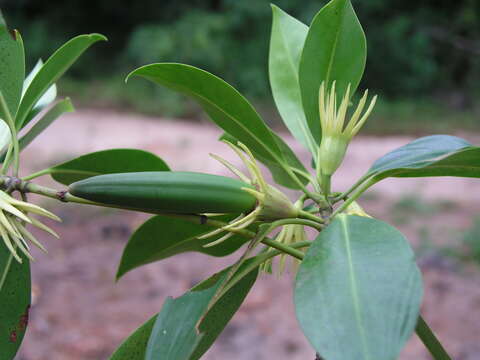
[13,109,480,360]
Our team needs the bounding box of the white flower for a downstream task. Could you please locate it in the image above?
[0,190,60,263]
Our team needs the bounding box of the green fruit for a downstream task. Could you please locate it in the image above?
[68,171,256,214]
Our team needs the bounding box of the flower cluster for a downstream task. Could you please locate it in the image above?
[0,190,60,262]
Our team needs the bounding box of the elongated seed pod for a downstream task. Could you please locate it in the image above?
[68,171,257,214]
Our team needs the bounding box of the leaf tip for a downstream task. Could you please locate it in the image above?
[115,267,125,282]
[89,33,108,42]
[125,64,154,83]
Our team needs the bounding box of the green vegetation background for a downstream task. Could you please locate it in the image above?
[3,0,480,134]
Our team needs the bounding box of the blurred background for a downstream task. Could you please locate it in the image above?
[2,0,480,134]
[1,1,480,359]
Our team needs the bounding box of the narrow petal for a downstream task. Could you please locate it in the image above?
[319,82,327,131]
[0,228,21,263]
[221,209,258,231]
[209,153,250,183]
[330,82,337,124]
[0,211,21,238]
[196,227,225,240]
[196,214,244,240]
[223,140,259,183]
[9,234,34,261]
[16,223,48,253]
[336,84,351,132]
[14,201,61,221]
[9,221,31,250]
[0,201,31,223]
[29,217,60,238]
[236,142,269,191]
[350,95,378,137]
[241,187,264,202]
[202,232,235,248]
[344,90,368,136]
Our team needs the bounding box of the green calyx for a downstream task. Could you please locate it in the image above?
[243,185,299,221]
[318,133,349,177]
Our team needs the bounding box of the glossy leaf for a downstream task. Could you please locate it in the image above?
[269,6,316,155]
[0,25,24,117]
[127,63,302,187]
[299,0,366,144]
[0,91,13,157]
[22,59,57,125]
[295,215,422,360]
[109,316,156,360]
[0,120,10,153]
[145,265,258,360]
[19,98,74,152]
[0,248,31,360]
[49,149,170,185]
[116,215,251,280]
[366,135,480,181]
[220,132,309,189]
[16,33,106,129]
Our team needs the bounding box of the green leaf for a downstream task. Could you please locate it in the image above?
[220,132,309,189]
[295,215,422,360]
[269,6,316,156]
[116,215,251,280]
[366,135,480,181]
[0,249,31,360]
[15,33,106,129]
[146,265,258,360]
[110,265,258,360]
[22,59,58,125]
[127,64,298,178]
[299,0,366,144]
[0,120,10,153]
[0,25,24,117]
[109,316,156,360]
[49,149,170,185]
[19,98,74,152]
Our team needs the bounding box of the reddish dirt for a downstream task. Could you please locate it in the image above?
[12,109,480,360]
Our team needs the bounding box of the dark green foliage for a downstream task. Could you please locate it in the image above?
[0,248,31,359]
[2,0,479,101]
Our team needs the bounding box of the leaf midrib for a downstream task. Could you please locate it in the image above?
[324,0,348,86]
[277,20,316,155]
[146,72,286,168]
[340,216,371,359]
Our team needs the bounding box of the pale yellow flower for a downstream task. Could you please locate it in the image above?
[344,200,372,218]
[262,223,307,276]
[200,141,298,247]
[0,190,60,263]
[318,81,377,176]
